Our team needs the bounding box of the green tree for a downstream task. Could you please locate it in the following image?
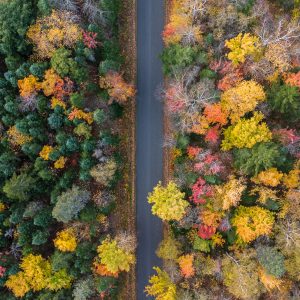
[52,185,90,223]
[3,173,36,201]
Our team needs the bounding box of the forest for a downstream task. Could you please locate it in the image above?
[146,0,300,299]
[0,0,136,299]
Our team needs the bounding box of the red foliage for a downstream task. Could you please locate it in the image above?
[273,128,300,145]
[205,125,220,144]
[190,177,214,204]
[194,150,225,175]
[83,31,99,49]
[217,69,243,91]
[197,224,216,239]
[187,146,202,159]
[0,266,6,277]
[55,77,74,100]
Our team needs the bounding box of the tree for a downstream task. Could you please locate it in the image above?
[256,246,285,278]
[90,159,117,186]
[268,83,300,122]
[221,112,272,151]
[99,71,135,104]
[156,235,182,260]
[178,254,195,278]
[27,10,82,59]
[52,185,90,223]
[231,206,275,243]
[233,142,284,175]
[225,33,262,65]
[145,267,176,300]
[72,277,95,300]
[54,228,77,252]
[0,0,35,56]
[96,237,135,275]
[220,80,266,123]
[148,181,189,221]
[3,173,36,201]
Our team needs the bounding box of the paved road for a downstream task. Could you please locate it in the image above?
[136,0,164,299]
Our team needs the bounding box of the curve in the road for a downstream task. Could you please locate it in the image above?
[136,0,165,299]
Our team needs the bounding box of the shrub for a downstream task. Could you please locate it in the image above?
[233,142,282,176]
[148,181,189,221]
[52,185,90,223]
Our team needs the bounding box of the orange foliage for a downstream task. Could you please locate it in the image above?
[99,71,135,104]
[284,71,300,89]
[178,254,195,278]
[68,108,93,124]
[203,103,228,126]
[18,75,41,98]
[93,262,118,278]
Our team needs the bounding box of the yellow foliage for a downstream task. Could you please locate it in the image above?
[54,228,77,252]
[156,235,182,260]
[5,272,30,297]
[42,69,63,97]
[148,181,189,221]
[39,145,54,160]
[283,169,300,189]
[258,267,284,292]
[214,176,246,210]
[20,254,51,292]
[145,267,176,300]
[7,126,32,146]
[221,112,272,151]
[18,75,41,98]
[265,43,291,73]
[27,10,82,59]
[0,202,5,212]
[250,186,280,204]
[225,33,262,65]
[231,206,275,243]
[200,209,223,227]
[220,80,266,123]
[54,156,67,169]
[68,108,93,125]
[252,168,283,187]
[178,254,195,278]
[51,97,66,110]
[97,237,135,275]
[211,233,225,247]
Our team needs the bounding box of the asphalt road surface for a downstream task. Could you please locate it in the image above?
[136,0,165,299]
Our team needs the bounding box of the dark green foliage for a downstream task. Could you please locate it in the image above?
[0,152,19,178]
[268,83,300,122]
[233,142,283,176]
[51,251,74,272]
[65,136,80,152]
[99,59,120,75]
[0,0,35,56]
[256,246,285,278]
[93,109,106,124]
[29,62,49,78]
[70,93,84,109]
[73,242,96,276]
[94,276,118,298]
[33,207,53,227]
[51,48,88,83]
[109,102,124,119]
[176,134,190,150]
[161,44,206,75]
[3,173,36,201]
[22,143,42,160]
[48,112,64,130]
[31,229,49,245]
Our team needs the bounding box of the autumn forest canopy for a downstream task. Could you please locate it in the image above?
[146,0,300,299]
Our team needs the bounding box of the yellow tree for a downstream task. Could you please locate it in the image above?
[145,267,176,300]
[148,181,189,221]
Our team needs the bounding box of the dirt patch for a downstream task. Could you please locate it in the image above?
[114,0,137,299]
